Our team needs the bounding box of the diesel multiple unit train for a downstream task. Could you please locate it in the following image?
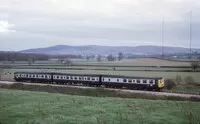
[14,72,165,91]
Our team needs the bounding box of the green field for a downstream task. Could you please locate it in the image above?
[0,88,200,124]
[0,58,191,66]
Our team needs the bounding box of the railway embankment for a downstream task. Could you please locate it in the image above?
[0,81,200,102]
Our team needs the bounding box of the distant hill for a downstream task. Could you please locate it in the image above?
[19,45,200,55]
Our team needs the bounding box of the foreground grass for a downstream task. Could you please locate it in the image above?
[0,89,200,124]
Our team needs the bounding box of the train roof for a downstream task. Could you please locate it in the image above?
[14,72,53,74]
[14,72,163,79]
[100,74,163,79]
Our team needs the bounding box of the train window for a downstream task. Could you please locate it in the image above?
[128,79,132,83]
[57,76,59,79]
[150,80,153,84]
[33,75,35,78]
[117,79,119,82]
[67,77,69,79]
[87,77,90,80]
[92,78,95,81]
[63,76,66,79]
[70,77,73,80]
[60,76,63,79]
[79,77,81,80]
[123,79,127,82]
[102,78,104,81]
[75,77,77,80]
[137,80,140,83]
[108,79,110,81]
[143,80,147,83]
[133,80,136,83]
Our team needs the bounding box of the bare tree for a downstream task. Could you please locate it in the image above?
[107,54,115,61]
[0,69,3,80]
[63,58,73,66]
[97,54,101,62]
[118,52,124,61]
[86,56,90,61]
[28,58,32,66]
[190,61,199,72]
[11,59,15,64]
[58,57,64,64]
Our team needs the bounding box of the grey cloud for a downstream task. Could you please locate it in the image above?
[0,0,200,51]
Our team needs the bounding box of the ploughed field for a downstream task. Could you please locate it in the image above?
[0,88,200,124]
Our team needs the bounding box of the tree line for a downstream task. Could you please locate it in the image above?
[0,52,49,62]
[0,52,83,62]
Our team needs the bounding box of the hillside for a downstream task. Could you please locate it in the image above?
[20,45,200,55]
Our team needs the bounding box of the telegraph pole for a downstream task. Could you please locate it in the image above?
[189,11,192,59]
[162,17,164,58]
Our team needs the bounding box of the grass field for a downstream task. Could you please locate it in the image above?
[74,58,191,67]
[0,58,191,66]
[0,88,200,124]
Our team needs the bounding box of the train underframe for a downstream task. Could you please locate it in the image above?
[14,78,161,91]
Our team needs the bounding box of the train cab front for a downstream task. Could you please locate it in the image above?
[157,78,165,90]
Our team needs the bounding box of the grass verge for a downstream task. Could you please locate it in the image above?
[0,83,200,102]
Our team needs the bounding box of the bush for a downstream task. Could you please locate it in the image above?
[175,75,182,85]
[184,76,197,86]
[165,79,176,90]
[190,61,199,72]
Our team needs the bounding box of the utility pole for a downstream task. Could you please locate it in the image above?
[189,11,192,59]
[162,17,164,58]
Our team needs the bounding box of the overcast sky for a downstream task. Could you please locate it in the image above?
[0,0,200,51]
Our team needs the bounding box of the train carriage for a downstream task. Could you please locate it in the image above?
[101,75,164,91]
[14,72,52,83]
[52,73,101,86]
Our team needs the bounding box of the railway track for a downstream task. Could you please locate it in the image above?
[0,80,200,98]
